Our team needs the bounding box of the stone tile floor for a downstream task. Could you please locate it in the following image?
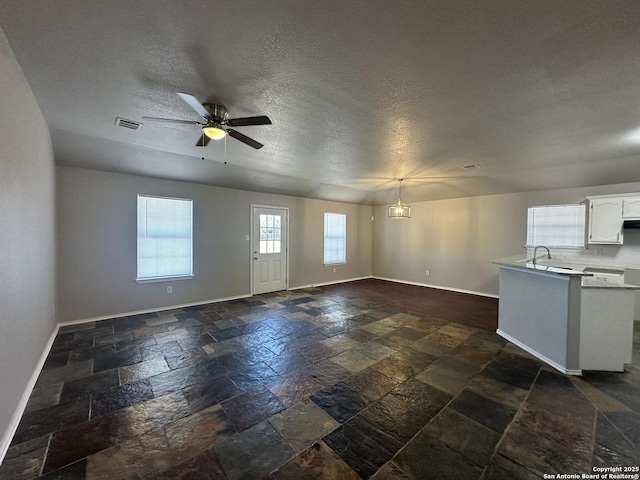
[1,283,639,479]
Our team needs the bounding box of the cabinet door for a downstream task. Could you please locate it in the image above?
[589,198,623,244]
[622,197,640,219]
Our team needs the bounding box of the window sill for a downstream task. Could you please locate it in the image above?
[136,275,194,284]
[324,262,347,266]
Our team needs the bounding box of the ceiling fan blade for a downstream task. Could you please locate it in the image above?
[142,116,203,125]
[225,115,272,127]
[177,92,210,118]
[195,133,210,147]
[227,129,264,149]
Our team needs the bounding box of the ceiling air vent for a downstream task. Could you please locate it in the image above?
[115,117,142,131]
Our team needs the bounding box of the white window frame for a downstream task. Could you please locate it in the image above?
[324,212,347,265]
[526,204,585,249]
[136,195,194,283]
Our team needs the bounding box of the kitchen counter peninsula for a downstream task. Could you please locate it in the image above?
[491,255,639,374]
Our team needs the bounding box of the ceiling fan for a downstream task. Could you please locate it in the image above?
[143,92,272,149]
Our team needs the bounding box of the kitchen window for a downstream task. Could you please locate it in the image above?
[526,204,585,248]
[324,212,347,265]
[137,195,194,282]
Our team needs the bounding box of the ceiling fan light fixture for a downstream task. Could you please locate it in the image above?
[388,179,411,219]
[144,93,269,149]
[202,125,226,140]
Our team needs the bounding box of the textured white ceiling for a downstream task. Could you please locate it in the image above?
[1,1,640,204]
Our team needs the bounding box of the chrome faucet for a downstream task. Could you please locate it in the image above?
[532,246,551,265]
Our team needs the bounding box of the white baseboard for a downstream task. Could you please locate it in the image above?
[289,276,373,290]
[292,275,498,299]
[372,276,499,299]
[0,324,60,465]
[497,329,582,376]
[58,293,253,327]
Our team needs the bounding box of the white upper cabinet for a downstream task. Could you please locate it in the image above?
[622,197,640,219]
[588,197,623,244]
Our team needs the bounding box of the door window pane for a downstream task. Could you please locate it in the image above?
[259,214,282,254]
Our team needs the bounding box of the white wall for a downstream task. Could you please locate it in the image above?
[0,28,57,454]
[56,166,373,322]
[372,182,640,297]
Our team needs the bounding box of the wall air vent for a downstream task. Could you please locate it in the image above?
[115,117,142,130]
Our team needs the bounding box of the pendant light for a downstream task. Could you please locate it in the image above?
[388,179,411,218]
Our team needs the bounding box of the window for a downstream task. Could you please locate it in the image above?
[526,204,585,248]
[324,212,346,264]
[137,195,193,281]
[259,214,282,254]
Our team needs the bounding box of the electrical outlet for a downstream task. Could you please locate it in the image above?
[332,267,336,273]
[167,286,173,294]
[425,270,430,276]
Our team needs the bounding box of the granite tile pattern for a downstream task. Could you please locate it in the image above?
[1,279,639,479]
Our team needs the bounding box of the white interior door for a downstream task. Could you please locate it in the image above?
[252,207,288,295]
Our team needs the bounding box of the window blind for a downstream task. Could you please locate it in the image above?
[526,204,585,248]
[137,195,193,280]
[324,212,347,264]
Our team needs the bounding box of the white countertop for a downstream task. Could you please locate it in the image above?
[490,255,589,276]
[490,254,640,289]
[581,279,640,289]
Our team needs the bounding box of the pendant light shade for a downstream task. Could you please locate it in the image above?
[388,179,411,218]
